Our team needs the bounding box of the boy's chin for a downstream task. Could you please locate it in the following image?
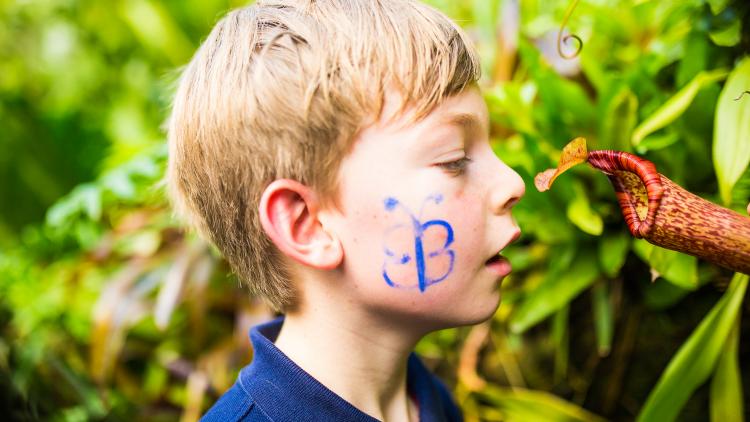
[361,286,503,331]
[410,292,503,331]
[445,295,502,328]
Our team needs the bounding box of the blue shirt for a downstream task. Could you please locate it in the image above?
[201,317,462,421]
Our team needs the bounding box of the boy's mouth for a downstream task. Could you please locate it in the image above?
[484,229,521,277]
[485,254,512,277]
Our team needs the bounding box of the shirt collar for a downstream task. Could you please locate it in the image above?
[238,317,453,421]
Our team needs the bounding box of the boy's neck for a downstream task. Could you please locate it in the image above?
[274,300,423,421]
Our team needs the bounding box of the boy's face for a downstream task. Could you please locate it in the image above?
[323,87,525,329]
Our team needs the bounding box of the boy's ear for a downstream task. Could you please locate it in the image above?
[258,179,343,270]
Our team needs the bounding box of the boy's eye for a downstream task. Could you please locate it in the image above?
[437,156,471,175]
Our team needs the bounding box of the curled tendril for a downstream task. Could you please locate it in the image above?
[557,0,582,59]
[734,91,750,101]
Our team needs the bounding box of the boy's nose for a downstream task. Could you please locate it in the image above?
[489,160,525,215]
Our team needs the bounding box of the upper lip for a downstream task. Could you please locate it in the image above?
[488,229,522,261]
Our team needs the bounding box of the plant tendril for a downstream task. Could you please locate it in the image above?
[557,0,582,59]
[734,91,750,101]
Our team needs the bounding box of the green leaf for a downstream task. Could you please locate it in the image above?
[500,243,545,273]
[76,184,102,222]
[598,231,630,277]
[677,32,710,87]
[45,197,77,228]
[600,86,638,151]
[637,273,749,422]
[591,281,614,356]
[709,20,741,47]
[710,315,744,422]
[731,165,750,212]
[510,249,599,333]
[518,40,596,134]
[566,184,603,236]
[632,239,698,290]
[485,85,538,136]
[635,132,680,154]
[707,0,730,15]
[642,277,691,310]
[102,170,136,200]
[551,305,569,381]
[118,0,193,65]
[632,69,729,146]
[714,58,750,205]
[477,385,608,422]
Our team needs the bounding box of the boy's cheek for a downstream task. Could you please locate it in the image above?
[423,252,454,284]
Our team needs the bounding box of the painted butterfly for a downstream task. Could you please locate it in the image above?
[382,194,455,292]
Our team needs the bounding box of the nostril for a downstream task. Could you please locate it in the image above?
[505,196,521,209]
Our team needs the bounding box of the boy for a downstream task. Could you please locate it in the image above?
[167,0,525,420]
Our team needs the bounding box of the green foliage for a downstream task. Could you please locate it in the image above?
[1,0,749,421]
[509,247,599,334]
[638,274,748,422]
[474,385,608,421]
[714,57,750,205]
[631,68,728,147]
[710,315,744,422]
[633,239,699,290]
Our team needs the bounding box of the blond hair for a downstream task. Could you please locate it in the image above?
[166,0,480,312]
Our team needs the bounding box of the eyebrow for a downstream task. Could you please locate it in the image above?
[437,112,483,134]
[414,111,484,155]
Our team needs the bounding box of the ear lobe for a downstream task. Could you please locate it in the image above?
[259,179,343,270]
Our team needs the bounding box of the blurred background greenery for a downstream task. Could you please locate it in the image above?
[1,0,748,421]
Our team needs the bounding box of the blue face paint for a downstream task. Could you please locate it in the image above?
[382,194,455,292]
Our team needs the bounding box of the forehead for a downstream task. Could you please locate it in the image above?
[374,88,489,140]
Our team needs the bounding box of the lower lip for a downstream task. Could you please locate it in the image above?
[485,255,512,277]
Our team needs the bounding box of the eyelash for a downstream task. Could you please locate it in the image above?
[437,156,472,175]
